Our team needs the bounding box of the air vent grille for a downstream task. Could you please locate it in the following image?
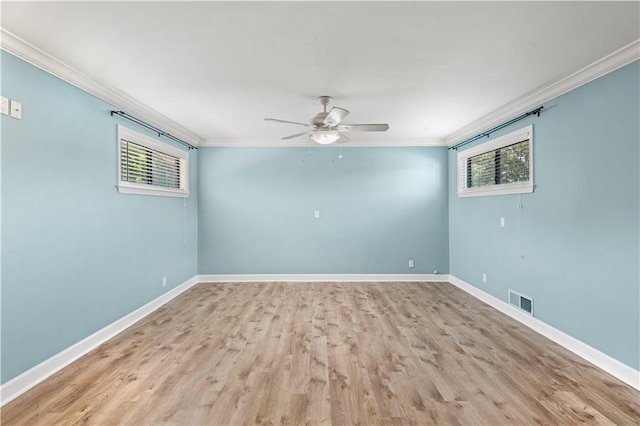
[508,289,534,316]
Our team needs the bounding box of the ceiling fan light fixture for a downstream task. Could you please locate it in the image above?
[310,129,340,145]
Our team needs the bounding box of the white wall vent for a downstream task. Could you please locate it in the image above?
[508,289,534,316]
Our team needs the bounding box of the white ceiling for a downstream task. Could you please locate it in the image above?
[1,1,639,146]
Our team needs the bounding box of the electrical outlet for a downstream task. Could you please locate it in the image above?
[482,273,487,283]
[0,97,8,115]
[314,210,320,219]
[500,217,505,227]
[10,100,22,119]
[162,277,167,287]
[408,259,414,268]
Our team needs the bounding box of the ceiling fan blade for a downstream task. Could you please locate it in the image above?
[282,131,308,140]
[323,107,350,127]
[265,118,310,127]
[338,123,389,132]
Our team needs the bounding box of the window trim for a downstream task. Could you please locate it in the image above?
[457,125,533,197]
[117,125,189,198]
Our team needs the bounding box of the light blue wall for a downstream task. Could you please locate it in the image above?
[448,61,640,370]
[198,147,449,274]
[1,52,198,383]
[2,48,638,386]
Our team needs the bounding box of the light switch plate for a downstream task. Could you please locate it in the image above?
[314,210,320,219]
[0,97,8,115]
[10,100,22,119]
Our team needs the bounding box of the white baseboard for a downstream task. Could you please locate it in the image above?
[197,273,450,283]
[1,273,443,406]
[448,275,640,391]
[5,273,635,407]
[0,275,199,407]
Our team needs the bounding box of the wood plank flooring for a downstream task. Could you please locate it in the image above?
[2,282,639,425]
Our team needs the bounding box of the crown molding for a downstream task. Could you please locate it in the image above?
[445,39,640,146]
[200,138,447,148]
[4,24,635,150]
[0,28,203,146]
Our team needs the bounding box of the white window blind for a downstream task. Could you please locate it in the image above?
[117,126,189,197]
[467,140,530,188]
[457,125,533,197]
[120,140,181,188]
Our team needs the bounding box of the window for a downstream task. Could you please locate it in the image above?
[457,125,533,197]
[117,125,189,197]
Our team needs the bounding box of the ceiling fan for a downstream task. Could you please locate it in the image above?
[265,96,389,145]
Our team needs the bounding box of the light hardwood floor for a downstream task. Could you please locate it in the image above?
[2,282,639,425]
